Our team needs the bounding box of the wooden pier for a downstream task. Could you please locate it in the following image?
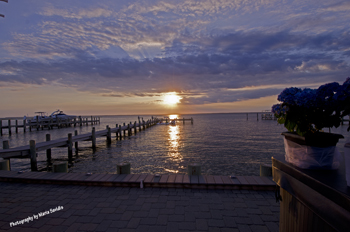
[161,117,193,124]
[0,170,275,190]
[0,116,100,135]
[0,117,159,171]
[261,111,276,120]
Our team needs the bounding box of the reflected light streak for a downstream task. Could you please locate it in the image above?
[166,124,183,173]
[169,114,178,120]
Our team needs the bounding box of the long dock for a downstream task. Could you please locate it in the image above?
[0,117,159,171]
[0,116,100,135]
[0,170,275,190]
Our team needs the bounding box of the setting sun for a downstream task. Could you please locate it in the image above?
[163,92,182,106]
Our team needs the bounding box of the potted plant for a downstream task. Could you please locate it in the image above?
[272,78,350,169]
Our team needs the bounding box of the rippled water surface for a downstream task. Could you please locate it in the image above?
[1,113,349,175]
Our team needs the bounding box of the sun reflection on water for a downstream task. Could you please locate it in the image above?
[169,114,178,120]
[166,122,183,173]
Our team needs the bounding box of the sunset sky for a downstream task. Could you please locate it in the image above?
[1,0,349,117]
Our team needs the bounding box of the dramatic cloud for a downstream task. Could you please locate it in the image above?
[0,0,349,115]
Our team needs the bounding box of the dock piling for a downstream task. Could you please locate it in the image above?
[0,158,10,171]
[30,140,37,171]
[52,162,68,173]
[68,133,73,160]
[3,140,9,149]
[107,126,111,144]
[46,134,51,163]
[188,163,201,175]
[92,127,96,148]
[2,141,10,170]
[74,130,78,151]
[117,162,131,174]
[8,120,11,135]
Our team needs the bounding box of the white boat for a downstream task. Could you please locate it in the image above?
[49,109,76,120]
[25,110,76,123]
[157,119,176,125]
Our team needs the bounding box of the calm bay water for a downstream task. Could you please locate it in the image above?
[1,113,349,176]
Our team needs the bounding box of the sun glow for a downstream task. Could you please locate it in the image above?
[163,92,182,106]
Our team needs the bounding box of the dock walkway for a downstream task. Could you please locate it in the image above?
[0,179,280,232]
[0,116,100,135]
[0,118,159,158]
[0,171,276,191]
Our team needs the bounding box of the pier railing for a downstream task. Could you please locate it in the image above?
[0,117,160,171]
[0,116,100,135]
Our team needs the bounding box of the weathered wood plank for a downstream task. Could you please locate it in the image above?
[56,173,76,180]
[190,175,199,184]
[0,170,18,177]
[152,175,161,183]
[159,175,169,183]
[167,175,176,183]
[259,176,275,185]
[122,174,133,182]
[205,175,215,184]
[144,174,154,183]
[61,173,86,181]
[230,177,241,185]
[251,176,266,185]
[213,176,223,184]
[198,175,206,184]
[175,174,184,183]
[244,176,259,185]
[221,176,234,185]
[137,174,148,182]
[182,175,190,184]
[236,176,249,185]
[113,174,128,182]
[17,171,42,179]
[129,174,141,182]
[46,173,70,181]
[37,172,64,180]
[90,173,110,181]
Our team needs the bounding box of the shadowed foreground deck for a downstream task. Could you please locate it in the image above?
[0,171,276,191]
[0,182,279,232]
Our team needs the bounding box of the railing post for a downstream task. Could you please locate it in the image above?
[30,140,37,171]
[46,134,51,163]
[3,140,9,149]
[2,140,10,170]
[92,127,96,148]
[68,133,73,160]
[74,130,78,151]
[107,126,111,144]
[8,119,11,135]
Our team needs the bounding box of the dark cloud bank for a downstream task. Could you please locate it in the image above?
[1,30,349,104]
